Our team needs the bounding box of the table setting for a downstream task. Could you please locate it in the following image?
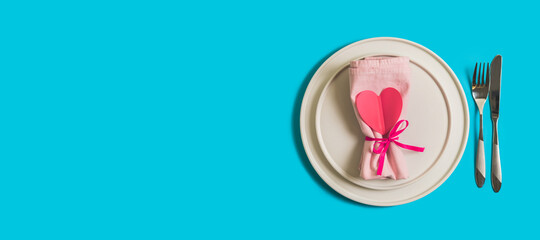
[4,0,537,238]
[300,37,503,206]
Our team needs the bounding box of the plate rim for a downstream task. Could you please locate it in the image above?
[299,37,470,206]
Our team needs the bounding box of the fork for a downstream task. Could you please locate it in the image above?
[472,62,490,188]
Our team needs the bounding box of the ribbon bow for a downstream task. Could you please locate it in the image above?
[365,120,425,176]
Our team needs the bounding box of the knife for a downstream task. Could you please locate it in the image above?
[489,55,502,192]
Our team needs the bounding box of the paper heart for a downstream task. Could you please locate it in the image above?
[355,88,403,135]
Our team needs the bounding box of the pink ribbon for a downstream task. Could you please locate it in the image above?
[365,120,425,176]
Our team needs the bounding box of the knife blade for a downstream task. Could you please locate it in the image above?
[489,55,502,192]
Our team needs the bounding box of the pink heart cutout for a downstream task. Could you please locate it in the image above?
[355,88,403,135]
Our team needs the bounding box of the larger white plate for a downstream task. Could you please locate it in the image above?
[300,37,469,206]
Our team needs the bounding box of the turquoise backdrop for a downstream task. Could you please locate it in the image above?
[0,0,534,239]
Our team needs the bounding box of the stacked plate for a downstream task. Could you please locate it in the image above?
[300,37,469,206]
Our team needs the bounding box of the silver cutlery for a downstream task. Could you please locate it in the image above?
[489,55,502,192]
[472,63,490,188]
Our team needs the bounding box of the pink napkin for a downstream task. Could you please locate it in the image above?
[349,57,411,180]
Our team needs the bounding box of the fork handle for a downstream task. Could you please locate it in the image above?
[475,114,486,188]
[491,118,502,192]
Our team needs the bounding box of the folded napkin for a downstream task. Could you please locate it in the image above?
[349,57,411,180]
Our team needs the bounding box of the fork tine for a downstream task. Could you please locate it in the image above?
[478,63,485,85]
[473,63,477,86]
[482,63,489,85]
[484,62,488,85]
[486,63,490,86]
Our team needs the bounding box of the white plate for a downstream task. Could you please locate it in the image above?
[316,56,450,190]
[300,37,469,206]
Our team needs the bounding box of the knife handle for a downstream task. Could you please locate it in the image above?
[491,119,502,192]
[475,114,486,188]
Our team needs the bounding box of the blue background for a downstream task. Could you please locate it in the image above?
[0,0,534,239]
